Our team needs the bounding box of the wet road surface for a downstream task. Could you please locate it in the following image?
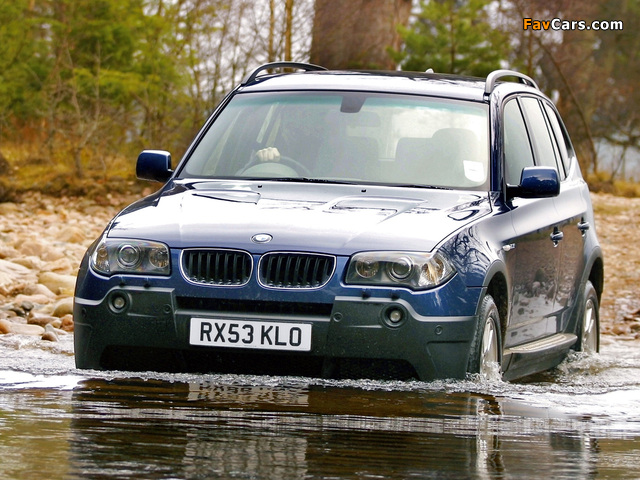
[0,334,639,479]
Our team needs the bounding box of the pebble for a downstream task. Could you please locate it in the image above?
[10,323,45,335]
[38,271,77,296]
[20,300,35,312]
[0,258,35,295]
[20,240,65,262]
[14,294,53,306]
[611,324,630,336]
[42,323,60,342]
[48,318,62,329]
[60,314,74,332]
[10,256,44,270]
[22,283,57,298]
[27,311,59,327]
[0,318,11,334]
[51,297,74,317]
[41,331,58,342]
[57,226,87,244]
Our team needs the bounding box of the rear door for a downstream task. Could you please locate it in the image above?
[540,101,588,332]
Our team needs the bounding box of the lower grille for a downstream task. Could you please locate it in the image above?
[99,346,418,380]
[182,249,252,286]
[259,252,335,289]
[176,297,333,318]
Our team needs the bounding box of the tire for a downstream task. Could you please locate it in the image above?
[467,294,502,377]
[576,280,600,353]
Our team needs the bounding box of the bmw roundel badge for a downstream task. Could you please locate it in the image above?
[251,233,273,244]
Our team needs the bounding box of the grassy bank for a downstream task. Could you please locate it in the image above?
[0,144,148,201]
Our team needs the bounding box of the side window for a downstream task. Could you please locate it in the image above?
[503,99,534,185]
[543,102,572,177]
[520,97,561,172]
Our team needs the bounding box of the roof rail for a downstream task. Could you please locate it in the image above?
[484,69,539,95]
[241,61,327,86]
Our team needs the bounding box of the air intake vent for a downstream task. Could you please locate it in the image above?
[259,253,335,289]
[182,249,252,286]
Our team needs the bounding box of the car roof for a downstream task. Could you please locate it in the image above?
[238,70,486,102]
[236,68,543,103]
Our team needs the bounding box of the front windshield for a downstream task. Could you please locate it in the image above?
[180,91,489,190]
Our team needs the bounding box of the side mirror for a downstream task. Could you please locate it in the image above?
[136,150,173,183]
[508,166,560,199]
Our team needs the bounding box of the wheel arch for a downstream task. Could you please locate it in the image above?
[485,271,509,341]
[480,260,510,341]
[587,250,604,305]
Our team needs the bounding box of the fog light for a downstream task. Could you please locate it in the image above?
[110,293,128,312]
[383,306,407,327]
[388,308,404,323]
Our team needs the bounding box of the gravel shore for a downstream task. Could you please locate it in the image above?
[0,191,134,341]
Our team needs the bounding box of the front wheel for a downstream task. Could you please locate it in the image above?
[468,294,502,378]
[576,281,600,353]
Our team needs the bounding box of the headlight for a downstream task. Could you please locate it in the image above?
[345,251,455,290]
[90,238,170,276]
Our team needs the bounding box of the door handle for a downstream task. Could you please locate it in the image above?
[550,228,564,246]
[578,219,590,236]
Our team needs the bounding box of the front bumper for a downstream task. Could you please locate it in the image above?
[74,281,480,381]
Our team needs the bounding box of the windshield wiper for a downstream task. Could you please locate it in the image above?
[394,183,453,190]
[249,177,456,189]
[249,177,359,185]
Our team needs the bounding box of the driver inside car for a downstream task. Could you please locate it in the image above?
[250,105,326,173]
[255,146,282,162]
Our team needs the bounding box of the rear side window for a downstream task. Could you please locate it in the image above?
[543,102,573,177]
[503,99,534,185]
[520,97,561,173]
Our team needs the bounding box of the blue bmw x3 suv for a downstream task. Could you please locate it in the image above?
[74,62,603,381]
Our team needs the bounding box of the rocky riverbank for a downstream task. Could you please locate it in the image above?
[591,193,640,338]
[0,191,137,342]
[0,191,638,348]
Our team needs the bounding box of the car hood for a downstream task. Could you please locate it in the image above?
[108,180,492,254]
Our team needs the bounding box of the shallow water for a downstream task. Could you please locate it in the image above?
[0,335,639,479]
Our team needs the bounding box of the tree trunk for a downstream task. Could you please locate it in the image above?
[310,0,412,70]
[284,0,294,61]
[268,0,276,62]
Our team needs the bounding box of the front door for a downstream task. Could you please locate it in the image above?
[502,97,562,347]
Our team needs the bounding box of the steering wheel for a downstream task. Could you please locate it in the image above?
[237,154,311,177]
[277,156,312,176]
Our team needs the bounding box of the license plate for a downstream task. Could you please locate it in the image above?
[189,318,312,351]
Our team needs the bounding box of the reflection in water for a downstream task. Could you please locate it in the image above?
[0,338,639,479]
[59,379,605,479]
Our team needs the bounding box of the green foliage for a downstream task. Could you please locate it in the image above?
[0,1,49,124]
[394,0,509,76]
[0,0,211,181]
[0,0,318,192]
[392,0,639,185]
[0,0,637,192]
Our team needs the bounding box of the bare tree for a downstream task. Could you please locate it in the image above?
[501,0,602,175]
[284,0,294,61]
